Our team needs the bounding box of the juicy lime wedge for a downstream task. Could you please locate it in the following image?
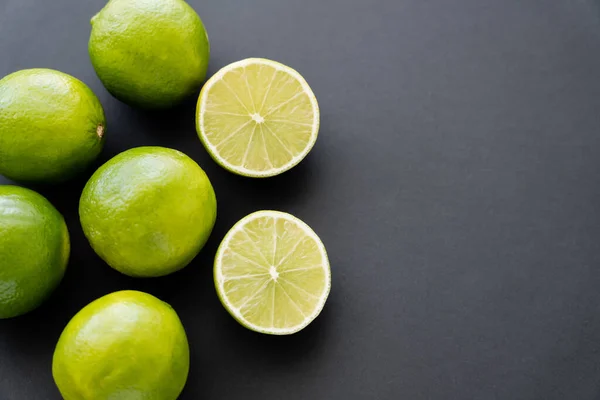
[196,58,320,177]
[214,211,331,334]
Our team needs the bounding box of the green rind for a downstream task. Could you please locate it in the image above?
[0,186,70,318]
[52,290,189,400]
[214,210,331,335]
[79,146,217,278]
[89,0,210,109]
[0,69,105,183]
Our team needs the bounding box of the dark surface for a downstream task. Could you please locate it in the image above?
[2,0,600,399]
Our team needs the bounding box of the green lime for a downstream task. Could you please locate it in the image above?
[215,211,331,335]
[0,69,105,183]
[0,186,69,318]
[89,0,210,109]
[196,58,320,177]
[53,290,189,400]
[80,147,217,277]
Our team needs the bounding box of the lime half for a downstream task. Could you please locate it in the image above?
[196,58,320,177]
[215,211,331,335]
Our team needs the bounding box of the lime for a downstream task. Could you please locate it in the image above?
[0,69,105,183]
[0,186,69,318]
[79,147,217,278]
[196,58,320,177]
[53,290,189,400]
[89,0,210,109]
[214,211,331,335]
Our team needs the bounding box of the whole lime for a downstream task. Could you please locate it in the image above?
[79,147,217,277]
[53,290,189,400]
[89,0,210,109]
[0,186,69,318]
[0,69,105,183]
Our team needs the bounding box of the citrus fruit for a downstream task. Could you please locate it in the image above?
[0,186,69,318]
[79,147,217,278]
[0,69,105,183]
[89,0,210,109]
[196,58,320,177]
[214,211,331,335]
[52,290,189,400]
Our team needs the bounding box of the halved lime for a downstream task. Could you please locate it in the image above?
[215,211,331,335]
[196,58,320,177]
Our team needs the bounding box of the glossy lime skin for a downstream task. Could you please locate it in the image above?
[79,147,217,277]
[53,290,190,400]
[89,0,210,109]
[0,69,105,183]
[0,186,69,318]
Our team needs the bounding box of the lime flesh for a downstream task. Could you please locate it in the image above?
[52,290,189,400]
[197,58,320,177]
[215,211,331,335]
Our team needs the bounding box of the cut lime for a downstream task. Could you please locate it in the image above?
[196,58,320,177]
[214,211,331,335]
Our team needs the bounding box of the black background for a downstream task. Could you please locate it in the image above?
[2,0,600,399]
